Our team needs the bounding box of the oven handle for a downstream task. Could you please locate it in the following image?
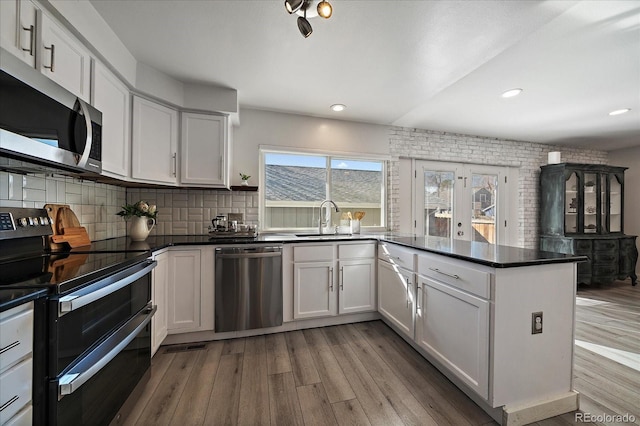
[58,260,156,316]
[58,304,156,397]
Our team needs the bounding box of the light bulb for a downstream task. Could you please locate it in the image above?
[317,0,332,19]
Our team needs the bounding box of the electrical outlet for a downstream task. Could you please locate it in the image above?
[532,312,543,334]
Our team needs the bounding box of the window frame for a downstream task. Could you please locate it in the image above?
[259,147,388,233]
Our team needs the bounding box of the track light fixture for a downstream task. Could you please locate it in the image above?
[284,0,304,14]
[297,7,312,38]
[285,0,333,38]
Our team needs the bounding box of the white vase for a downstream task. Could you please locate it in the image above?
[241,180,249,186]
[129,216,155,241]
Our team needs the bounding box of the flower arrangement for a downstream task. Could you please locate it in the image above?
[239,173,251,181]
[117,200,158,219]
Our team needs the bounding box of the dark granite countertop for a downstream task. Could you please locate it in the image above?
[0,288,47,312]
[380,235,587,268]
[87,233,585,268]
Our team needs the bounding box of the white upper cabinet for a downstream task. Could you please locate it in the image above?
[39,11,91,101]
[1,1,91,101]
[92,60,130,178]
[180,112,229,187]
[1,0,38,68]
[131,95,179,185]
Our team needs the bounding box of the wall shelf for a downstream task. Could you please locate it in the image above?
[230,185,258,192]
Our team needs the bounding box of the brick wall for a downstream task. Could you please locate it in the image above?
[387,127,608,248]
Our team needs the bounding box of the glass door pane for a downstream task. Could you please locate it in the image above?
[610,174,622,232]
[583,172,597,233]
[565,172,578,234]
[424,170,455,238]
[470,173,498,243]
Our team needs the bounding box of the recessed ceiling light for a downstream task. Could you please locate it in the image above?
[501,88,523,98]
[609,108,631,116]
[330,104,346,112]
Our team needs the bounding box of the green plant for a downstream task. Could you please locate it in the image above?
[117,200,158,219]
[239,173,251,181]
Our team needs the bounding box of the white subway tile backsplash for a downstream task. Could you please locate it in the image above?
[23,175,46,190]
[23,188,46,202]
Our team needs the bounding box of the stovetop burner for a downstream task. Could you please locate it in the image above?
[0,207,150,295]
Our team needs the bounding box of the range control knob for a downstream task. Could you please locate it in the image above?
[29,217,38,226]
[18,217,29,227]
[40,217,50,226]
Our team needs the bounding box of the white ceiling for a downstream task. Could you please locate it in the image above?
[89,0,640,151]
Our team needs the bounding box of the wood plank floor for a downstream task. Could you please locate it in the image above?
[124,279,639,426]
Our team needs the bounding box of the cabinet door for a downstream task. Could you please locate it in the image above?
[40,12,91,101]
[151,251,169,355]
[180,113,228,187]
[167,249,202,332]
[92,60,130,178]
[415,276,489,399]
[338,259,376,314]
[293,262,336,319]
[131,96,178,185]
[378,260,414,337]
[0,0,37,68]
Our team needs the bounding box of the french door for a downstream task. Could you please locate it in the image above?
[414,161,510,245]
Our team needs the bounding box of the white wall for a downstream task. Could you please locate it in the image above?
[231,108,390,186]
[608,146,640,275]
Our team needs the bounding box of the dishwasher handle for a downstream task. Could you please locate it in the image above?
[216,251,281,259]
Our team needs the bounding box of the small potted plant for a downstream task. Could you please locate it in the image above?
[117,200,158,241]
[239,172,251,186]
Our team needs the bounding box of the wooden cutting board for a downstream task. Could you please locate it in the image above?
[44,204,91,249]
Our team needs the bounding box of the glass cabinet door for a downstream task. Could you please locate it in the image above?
[565,172,578,234]
[583,172,598,233]
[609,173,622,233]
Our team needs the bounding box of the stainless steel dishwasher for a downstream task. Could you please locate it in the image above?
[214,246,283,332]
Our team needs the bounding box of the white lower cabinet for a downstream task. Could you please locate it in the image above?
[415,275,489,399]
[293,261,336,318]
[151,250,169,356]
[0,302,34,425]
[292,242,376,320]
[166,247,214,334]
[377,260,415,338]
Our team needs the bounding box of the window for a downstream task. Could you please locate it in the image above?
[260,150,386,231]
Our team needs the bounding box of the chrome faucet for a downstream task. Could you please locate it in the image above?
[318,200,340,234]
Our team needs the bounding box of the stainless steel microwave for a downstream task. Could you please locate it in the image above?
[0,51,102,174]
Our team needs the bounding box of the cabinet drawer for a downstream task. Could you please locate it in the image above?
[418,253,490,299]
[378,243,415,270]
[593,240,617,252]
[0,305,33,373]
[339,243,375,259]
[573,239,592,252]
[593,252,617,264]
[0,358,32,424]
[592,264,617,277]
[4,404,32,426]
[620,238,637,250]
[294,245,334,262]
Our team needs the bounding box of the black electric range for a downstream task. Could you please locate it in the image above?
[0,207,156,426]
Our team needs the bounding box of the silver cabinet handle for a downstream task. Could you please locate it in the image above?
[21,25,35,56]
[172,153,177,177]
[416,284,421,310]
[59,260,156,316]
[59,305,156,396]
[0,395,19,412]
[406,278,410,308]
[219,155,223,180]
[329,267,334,291]
[340,266,344,290]
[75,98,93,169]
[44,44,55,72]
[0,340,20,355]
[429,267,460,280]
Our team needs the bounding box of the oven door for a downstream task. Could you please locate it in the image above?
[49,304,155,426]
[48,260,156,376]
